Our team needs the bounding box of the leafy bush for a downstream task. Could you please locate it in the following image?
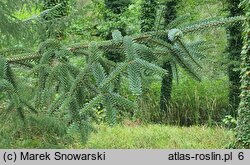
[222,115,237,129]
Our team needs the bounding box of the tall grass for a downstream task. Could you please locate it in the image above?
[83,124,234,149]
[134,75,229,126]
[0,121,234,149]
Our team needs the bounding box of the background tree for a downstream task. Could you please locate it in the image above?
[0,0,36,48]
[103,0,131,39]
[227,0,243,117]
[41,0,69,40]
[140,0,157,32]
[236,0,250,149]
[160,0,179,113]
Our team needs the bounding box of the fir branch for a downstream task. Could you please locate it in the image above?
[180,16,245,34]
[135,58,167,76]
[79,94,103,116]
[128,62,142,95]
[7,53,41,63]
[0,56,7,79]
[175,38,203,69]
[92,62,107,86]
[107,92,137,110]
[99,62,130,89]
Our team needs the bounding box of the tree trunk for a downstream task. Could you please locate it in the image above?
[160,62,173,112]
[227,0,243,117]
[160,0,178,113]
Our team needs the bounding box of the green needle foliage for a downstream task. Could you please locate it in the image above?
[236,0,250,149]
[0,56,37,120]
[100,0,132,92]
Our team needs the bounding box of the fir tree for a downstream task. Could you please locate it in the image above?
[0,0,244,143]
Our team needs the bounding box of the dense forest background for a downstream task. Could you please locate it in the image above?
[0,0,250,149]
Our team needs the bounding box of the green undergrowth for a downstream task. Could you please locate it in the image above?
[131,74,229,125]
[0,115,234,149]
[82,125,234,149]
